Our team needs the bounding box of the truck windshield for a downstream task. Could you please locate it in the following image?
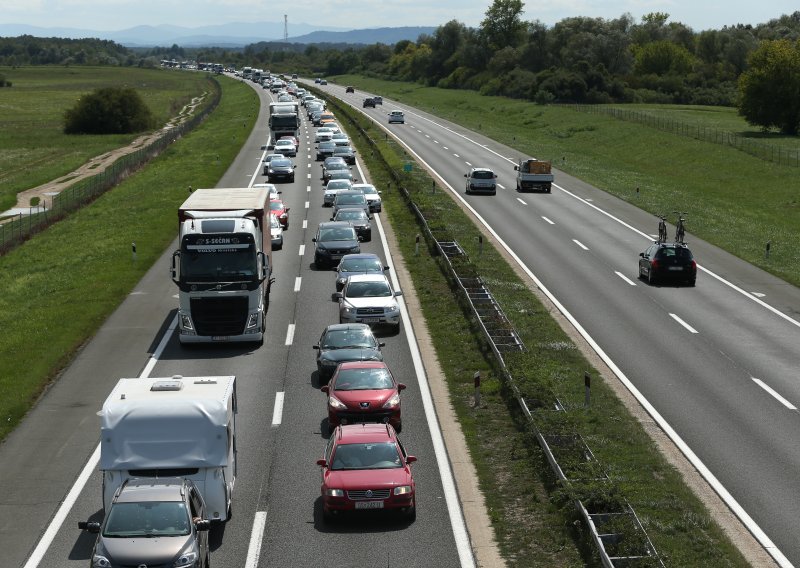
[181,235,258,282]
[270,115,299,127]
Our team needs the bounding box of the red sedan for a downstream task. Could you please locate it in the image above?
[321,361,405,433]
[317,423,416,521]
[269,199,290,230]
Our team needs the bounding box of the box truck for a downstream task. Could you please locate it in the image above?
[172,187,273,344]
[99,375,237,522]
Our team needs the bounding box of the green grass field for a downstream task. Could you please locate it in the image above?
[0,66,214,211]
[0,75,259,440]
[334,76,800,286]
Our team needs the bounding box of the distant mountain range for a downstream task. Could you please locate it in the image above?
[0,23,436,47]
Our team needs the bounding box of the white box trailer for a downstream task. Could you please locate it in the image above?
[99,375,237,522]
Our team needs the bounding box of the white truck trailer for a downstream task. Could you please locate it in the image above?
[171,187,273,344]
[514,158,554,192]
[99,375,237,522]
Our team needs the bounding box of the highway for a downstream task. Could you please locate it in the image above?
[1,80,471,568]
[319,82,800,567]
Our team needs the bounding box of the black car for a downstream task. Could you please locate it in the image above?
[79,478,211,568]
[345,86,355,93]
[363,97,375,108]
[316,140,337,161]
[638,242,697,286]
[322,157,350,182]
[334,253,389,291]
[313,221,361,269]
[332,145,356,165]
[313,323,384,379]
[267,157,296,183]
[332,207,372,242]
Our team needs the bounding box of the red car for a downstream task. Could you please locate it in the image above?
[270,199,290,229]
[321,361,405,433]
[317,423,416,521]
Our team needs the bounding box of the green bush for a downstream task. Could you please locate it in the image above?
[64,86,154,134]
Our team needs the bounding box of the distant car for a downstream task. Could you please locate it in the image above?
[313,323,385,380]
[270,199,290,229]
[315,127,335,143]
[363,97,375,108]
[388,110,405,124]
[320,79,328,85]
[333,190,370,218]
[270,213,283,250]
[345,86,355,93]
[266,157,296,183]
[332,207,372,241]
[352,183,382,213]
[277,93,293,102]
[327,168,357,184]
[334,254,386,292]
[279,135,299,148]
[464,167,497,195]
[334,273,402,329]
[317,140,337,161]
[274,139,297,157]
[313,221,360,268]
[253,182,280,201]
[315,77,322,84]
[331,132,349,144]
[262,153,284,176]
[332,145,357,165]
[638,242,697,286]
[78,478,212,568]
[317,423,416,521]
[373,96,383,105]
[321,361,406,433]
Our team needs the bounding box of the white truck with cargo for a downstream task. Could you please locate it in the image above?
[99,375,237,522]
[171,187,273,344]
[268,101,300,147]
[514,158,554,192]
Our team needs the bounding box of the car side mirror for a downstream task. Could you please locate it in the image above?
[78,521,101,533]
[313,345,320,350]
[321,385,329,393]
[406,456,418,464]
[514,166,519,171]
[464,174,468,178]
[312,237,317,242]
[330,217,335,221]
[195,520,211,531]
[398,383,407,391]
[394,291,403,297]
[332,292,343,301]
[261,145,268,150]
[316,458,328,467]
[379,341,386,347]
[639,252,645,258]
[383,266,389,271]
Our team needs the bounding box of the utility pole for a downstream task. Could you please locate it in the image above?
[283,15,288,42]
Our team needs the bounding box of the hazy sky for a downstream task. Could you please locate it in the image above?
[2,0,797,32]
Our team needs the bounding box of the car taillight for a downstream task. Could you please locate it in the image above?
[691,260,697,270]
[650,259,660,270]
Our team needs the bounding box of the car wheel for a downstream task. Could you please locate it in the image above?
[647,269,656,286]
[322,506,334,523]
[205,551,211,568]
[404,502,416,522]
[395,420,402,433]
[688,278,696,287]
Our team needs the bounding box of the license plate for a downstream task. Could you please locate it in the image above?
[355,501,384,510]
[212,336,230,341]
[668,266,683,271]
[361,318,381,323]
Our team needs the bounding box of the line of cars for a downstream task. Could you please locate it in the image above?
[303,102,417,522]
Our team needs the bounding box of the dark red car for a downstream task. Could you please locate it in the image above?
[317,423,416,521]
[269,199,290,230]
[321,361,405,433]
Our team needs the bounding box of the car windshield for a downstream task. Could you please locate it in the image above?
[331,443,402,470]
[327,180,351,190]
[334,147,353,154]
[336,210,368,221]
[334,367,393,390]
[271,159,291,167]
[339,258,383,273]
[319,141,335,149]
[321,328,376,349]
[269,202,284,211]
[358,185,377,195]
[472,170,494,179]
[337,194,365,204]
[270,216,280,229]
[276,140,293,147]
[319,227,357,241]
[346,281,392,298]
[103,501,190,537]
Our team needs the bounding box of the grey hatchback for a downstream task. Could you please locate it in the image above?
[313,221,361,268]
[79,477,211,568]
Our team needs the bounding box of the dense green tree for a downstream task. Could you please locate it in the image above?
[634,40,695,75]
[738,39,800,133]
[480,0,526,51]
[64,87,154,134]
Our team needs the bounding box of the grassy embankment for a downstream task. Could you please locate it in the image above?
[0,74,259,440]
[319,83,758,565]
[333,75,800,286]
[0,66,214,211]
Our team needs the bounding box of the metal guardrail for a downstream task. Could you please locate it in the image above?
[314,89,663,567]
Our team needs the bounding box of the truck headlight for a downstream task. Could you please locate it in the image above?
[246,313,259,329]
[180,314,194,331]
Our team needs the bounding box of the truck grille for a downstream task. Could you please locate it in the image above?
[348,489,391,500]
[190,296,249,336]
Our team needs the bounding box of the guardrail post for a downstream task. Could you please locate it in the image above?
[415,234,420,256]
[131,242,137,263]
[584,372,591,408]
[474,371,481,408]
[765,240,771,259]
[478,235,483,256]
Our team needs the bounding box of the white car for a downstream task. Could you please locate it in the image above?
[352,183,382,213]
[333,274,402,329]
[388,110,405,124]
[252,183,280,201]
[274,139,297,157]
[315,127,334,143]
[269,213,283,250]
[323,179,354,206]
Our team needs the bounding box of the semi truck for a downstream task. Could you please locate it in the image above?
[268,101,300,146]
[99,375,237,522]
[171,187,273,344]
[514,158,554,192]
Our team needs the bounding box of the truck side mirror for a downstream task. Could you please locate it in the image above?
[195,520,211,531]
[171,250,180,283]
[514,166,519,171]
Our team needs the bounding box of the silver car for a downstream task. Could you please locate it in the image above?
[333,273,402,329]
[352,183,382,213]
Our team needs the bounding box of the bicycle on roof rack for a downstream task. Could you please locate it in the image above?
[673,212,687,244]
[656,214,668,243]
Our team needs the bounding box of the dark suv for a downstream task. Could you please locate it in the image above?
[363,97,375,108]
[79,477,211,568]
[638,242,696,286]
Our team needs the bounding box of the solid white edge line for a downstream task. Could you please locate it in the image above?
[271,392,285,426]
[669,313,699,334]
[245,511,268,568]
[542,216,554,225]
[357,160,475,568]
[294,277,302,292]
[373,116,792,568]
[753,378,797,410]
[248,149,268,188]
[573,239,589,251]
[285,323,295,346]
[615,271,637,286]
[23,314,180,568]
